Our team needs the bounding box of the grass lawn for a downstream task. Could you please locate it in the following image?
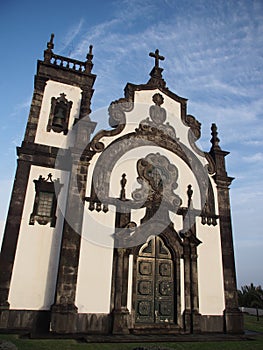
[243,314,263,333]
[0,315,262,350]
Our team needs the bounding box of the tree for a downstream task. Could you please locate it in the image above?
[238,283,263,321]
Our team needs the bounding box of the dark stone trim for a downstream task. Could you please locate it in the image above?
[204,152,216,175]
[24,76,48,143]
[0,160,31,308]
[79,87,95,119]
[200,315,224,333]
[51,120,96,334]
[37,61,96,90]
[182,225,201,334]
[90,98,133,153]
[50,157,89,333]
[0,310,51,333]
[0,309,111,334]
[111,203,131,334]
[210,147,243,333]
[124,82,187,105]
[201,179,218,226]
[17,142,77,171]
[18,142,60,159]
[0,309,241,335]
[29,174,63,227]
[76,313,111,334]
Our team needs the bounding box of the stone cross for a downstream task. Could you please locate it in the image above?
[149,49,165,68]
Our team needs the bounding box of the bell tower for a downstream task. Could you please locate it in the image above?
[0,34,96,331]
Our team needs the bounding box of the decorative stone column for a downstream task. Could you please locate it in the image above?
[182,235,201,333]
[210,124,243,334]
[182,238,192,333]
[181,187,201,334]
[111,174,131,335]
[50,118,96,333]
[190,240,201,333]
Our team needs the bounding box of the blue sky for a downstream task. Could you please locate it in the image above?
[0,0,262,288]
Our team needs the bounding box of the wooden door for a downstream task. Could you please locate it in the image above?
[135,236,174,324]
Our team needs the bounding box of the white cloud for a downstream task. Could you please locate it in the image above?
[58,19,85,56]
[244,140,263,146]
[10,98,31,117]
[243,152,263,163]
[0,180,12,221]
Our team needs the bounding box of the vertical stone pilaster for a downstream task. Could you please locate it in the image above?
[51,119,96,333]
[216,177,243,333]
[24,76,48,143]
[182,221,201,334]
[111,248,130,334]
[190,243,201,333]
[182,240,191,333]
[0,160,31,310]
[111,201,131,335]
[210,124,243,334]
[79,86,94,119]
[121,250,130,309]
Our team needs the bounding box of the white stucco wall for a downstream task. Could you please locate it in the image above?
[197,216,225,315]
[35,80,82,148]
[195,172,225,315]
[75,238,114,313]
[8,165,69,310]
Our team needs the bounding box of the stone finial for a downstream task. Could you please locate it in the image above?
[47,173,53,182]
[47,33,54,51]
[44,33,54,62]
[210,123,221,150]
[86,45,93,62]
[85,45,94,73]
[120,173,127,200]
[187,184,193,208]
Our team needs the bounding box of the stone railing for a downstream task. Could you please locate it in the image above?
[43,34,93,74]
[48,53,86,72]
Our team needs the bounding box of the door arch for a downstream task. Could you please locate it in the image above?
[134,236,175,324]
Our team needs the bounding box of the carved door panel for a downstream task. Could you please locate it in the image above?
[135,236,174,324]
[155,258,174,323]
[136,257,155,323]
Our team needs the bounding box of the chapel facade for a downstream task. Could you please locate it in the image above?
[0,35,243,335]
